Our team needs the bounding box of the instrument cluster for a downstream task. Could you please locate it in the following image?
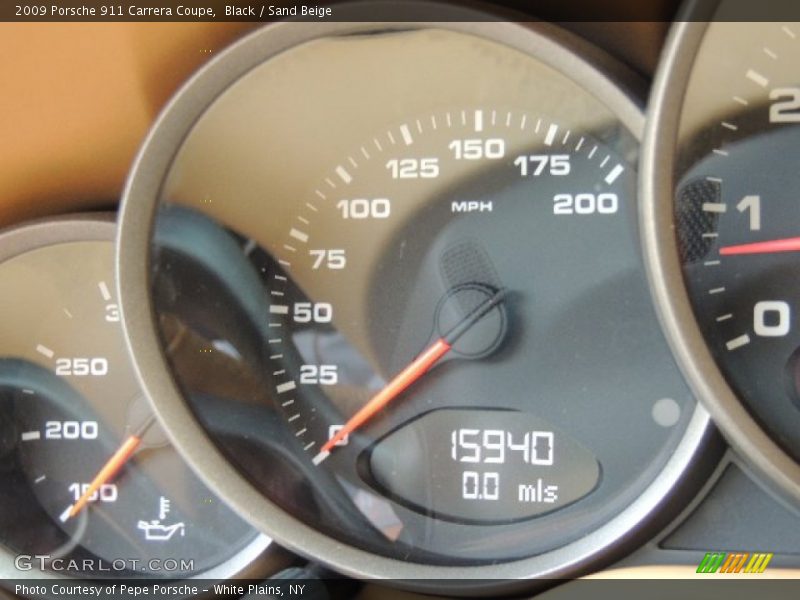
[1,0,799,596]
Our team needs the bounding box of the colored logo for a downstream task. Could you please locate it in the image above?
[696,552,773,574]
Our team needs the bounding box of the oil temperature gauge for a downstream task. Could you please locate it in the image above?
[0,215,269,579]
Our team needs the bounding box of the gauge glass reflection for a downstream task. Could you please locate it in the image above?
[0,220,260,577]
[133,24,703,567]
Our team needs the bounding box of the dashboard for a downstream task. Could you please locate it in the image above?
[1,1,800,598]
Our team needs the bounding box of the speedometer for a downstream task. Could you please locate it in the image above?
[245,105,624,525]
[118,4,712,589]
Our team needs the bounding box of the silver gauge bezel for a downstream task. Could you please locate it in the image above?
[0,214,275,587]
[641,16,800,506]
[117,7,712,588]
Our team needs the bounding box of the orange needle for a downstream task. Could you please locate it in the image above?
[66,435,142,519]
[315,287,507,463]
[63,414,156,521]
[320,338,452,456]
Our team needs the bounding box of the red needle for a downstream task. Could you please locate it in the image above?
[315,288,507,463]
[720,236,800,256]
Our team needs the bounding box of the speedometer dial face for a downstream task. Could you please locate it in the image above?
[643,11,800,503]
[119,11,710,583]
[0,217,266,579]
[236,108,646,537]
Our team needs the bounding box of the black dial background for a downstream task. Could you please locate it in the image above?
[678,125,800,463]
[151,125,695,564]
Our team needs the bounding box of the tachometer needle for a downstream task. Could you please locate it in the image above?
[315,288,507,464]
[63,415,156,521]
[720,236,800,256]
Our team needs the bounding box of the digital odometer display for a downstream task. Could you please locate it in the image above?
[371,409,599,522]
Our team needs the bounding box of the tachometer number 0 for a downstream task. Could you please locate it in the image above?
[754,300,791,337]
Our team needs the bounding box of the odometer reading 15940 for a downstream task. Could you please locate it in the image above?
[371,410,598,523]
[452,428,557,505]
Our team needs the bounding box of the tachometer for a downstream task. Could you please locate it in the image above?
[643,6,800,503]
[118,5,712,589]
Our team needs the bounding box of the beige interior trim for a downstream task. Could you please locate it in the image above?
[0,23,253,227]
